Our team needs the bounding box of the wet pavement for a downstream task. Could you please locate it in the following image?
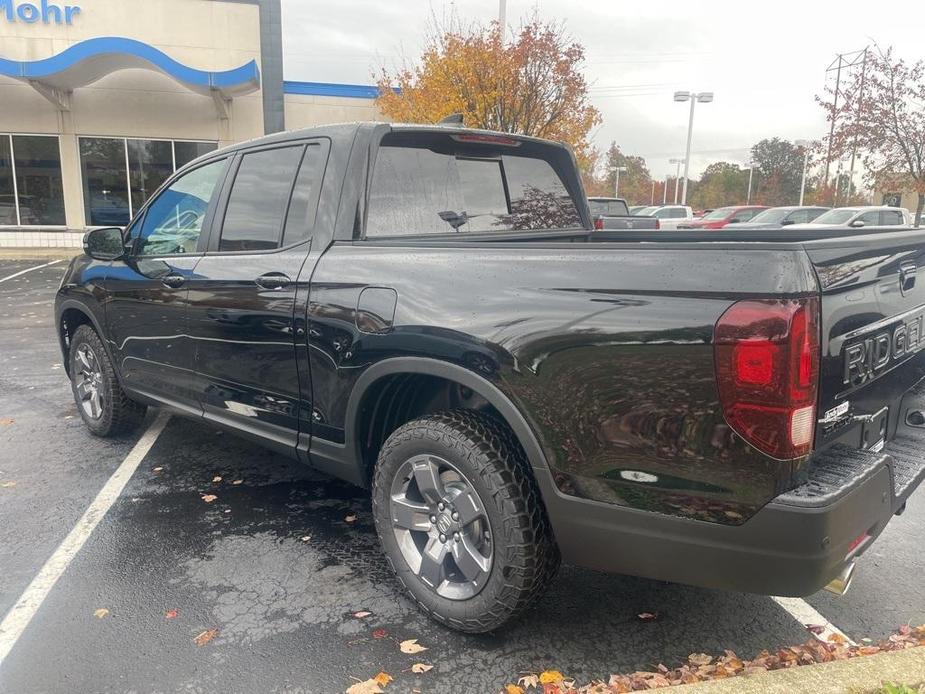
[0,257,923,693]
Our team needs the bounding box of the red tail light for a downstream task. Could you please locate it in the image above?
[594,217,604,230]
[714,298,820,459]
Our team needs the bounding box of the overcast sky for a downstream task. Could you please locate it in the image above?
[281,0,924,179]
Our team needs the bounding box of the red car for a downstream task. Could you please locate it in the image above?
[678,205,768,229]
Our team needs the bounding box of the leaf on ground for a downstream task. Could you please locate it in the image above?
[1,481,16,488]
[193,628,218,646]
[0,418,14,425]
[637,612,658,621]
[301,535,312,542]
[399,638,427,654]
[688,653,713,666]
[538,670,564,684]
[373,672,393,686]
[828,632,848,644]
[352,610,372,619]
[212,476,222,483]
[165,609,178,619]
[505,685,526,694]
[201,494,217,503]
[231,479,243,485]
[519,674,539,688]
[805,624,825,635]
[372,628,388,639]
[345,513,358,523]
[345,680,384,694]
[93,608,109,619]
[410,663,433,673]
[152,467,163,473]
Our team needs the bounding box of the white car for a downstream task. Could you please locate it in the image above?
[638,205,693,230]
[789,206,911,229]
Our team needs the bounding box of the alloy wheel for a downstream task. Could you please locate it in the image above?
[74,343,104,420]
[389,453,493,600]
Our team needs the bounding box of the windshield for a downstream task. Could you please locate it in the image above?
[637,206,658,216]
[702,207,735,220]
[589,199,629,216]
[812,209,858,225]
[747,208,791,224]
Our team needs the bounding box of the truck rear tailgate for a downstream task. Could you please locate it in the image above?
[808,229,925,488]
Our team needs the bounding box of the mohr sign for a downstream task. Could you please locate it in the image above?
[0,0,81,24]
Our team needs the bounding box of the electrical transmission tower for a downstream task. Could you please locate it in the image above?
[823,47,869,205]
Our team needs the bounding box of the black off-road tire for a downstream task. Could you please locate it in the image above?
[68,324,146,437]
[371,410,560,633]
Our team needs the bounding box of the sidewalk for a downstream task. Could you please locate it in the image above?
[669,647,925,694]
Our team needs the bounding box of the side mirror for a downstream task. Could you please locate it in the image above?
[83,227,125,260]
[849,219,865,228]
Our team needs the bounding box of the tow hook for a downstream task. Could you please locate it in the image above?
[823,561,856,596]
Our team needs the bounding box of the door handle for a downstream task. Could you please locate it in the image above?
[255,273,291,290]
[161,274,186,289]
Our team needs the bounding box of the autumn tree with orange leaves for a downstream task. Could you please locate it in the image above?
[819,45,925,224]
[375,17,601,177]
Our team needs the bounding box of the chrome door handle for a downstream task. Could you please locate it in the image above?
[255,273,291,290]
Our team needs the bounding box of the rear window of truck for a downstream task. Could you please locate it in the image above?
[365,132,582,236]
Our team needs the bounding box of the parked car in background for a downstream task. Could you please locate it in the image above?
[638,204,693,229]
[692,209,713,219]
[589,197,660,230]
[629,205,649,215]
[677,205,768,230]
[789,206,911,229]
[725,206,830,230]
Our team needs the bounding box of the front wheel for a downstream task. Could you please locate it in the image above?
[371,410,559,632]
[68,324,146,437]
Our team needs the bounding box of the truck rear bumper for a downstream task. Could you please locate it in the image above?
[539,434,925,596]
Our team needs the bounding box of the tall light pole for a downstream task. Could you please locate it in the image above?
[650,180,655,205]
[614,165,628,198]
[746,164,754,204]
[662,175,668,204]
[795,139,812,206]
[669,158,684,204]
[674,91,714,205]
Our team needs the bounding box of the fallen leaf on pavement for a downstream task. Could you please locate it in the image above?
[93,608,109,619]
[1,481,16,488]
[165,610,178,619]
[689,653,713,666]
[805,624,825,635]
[505,685,525,694]
[352,610,372,618]
[345,513,358,523]
[212,476,222,483]
[193,628,218,646]
[410,663,433,673]
[0,418,14,425]
[399,638,427,654]
[345,680,384,694]
[539,670,564,684]
[373,672,393,686]
[828,632,847,644]
[231,479,243,485]
[201,494,217,503]
[301,535,312,542]
[152,467,163,472]
[637,612,658,621]
[519,674,539,688]
[372,629,388,639]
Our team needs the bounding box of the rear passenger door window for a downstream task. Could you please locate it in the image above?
[881,210,904,225]
[218,145,303,252]
[858,211,880,226]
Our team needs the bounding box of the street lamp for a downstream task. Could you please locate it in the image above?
[614,165,628,198]
[795,139,812,206]
[674,90,714,205]
[669,157,684,204]
[746,162,754,204]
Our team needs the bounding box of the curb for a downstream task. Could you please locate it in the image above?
[667,647,925,693]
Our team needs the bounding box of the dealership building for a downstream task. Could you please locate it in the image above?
[0,0,381,247]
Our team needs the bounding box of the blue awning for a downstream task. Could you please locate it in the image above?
[0,36,260,98]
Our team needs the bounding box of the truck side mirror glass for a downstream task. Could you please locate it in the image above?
[83,227,125,261]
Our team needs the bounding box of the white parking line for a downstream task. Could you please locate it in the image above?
[0,412,170,668]
[771,595,856,645]
[0,259,64,284]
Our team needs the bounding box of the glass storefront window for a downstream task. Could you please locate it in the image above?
[80,137,131,227]
[0,137,15,225]
[174,141,218,169]
[80,138,218,226]
[127,139,173,214]
[13,136,66,225]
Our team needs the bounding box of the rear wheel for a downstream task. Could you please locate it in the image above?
[68,324,146,437]
[371,410,559,632]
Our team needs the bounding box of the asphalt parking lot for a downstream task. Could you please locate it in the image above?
[0,255,923,694]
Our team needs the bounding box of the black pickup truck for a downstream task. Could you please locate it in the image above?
[57,123,925,633]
